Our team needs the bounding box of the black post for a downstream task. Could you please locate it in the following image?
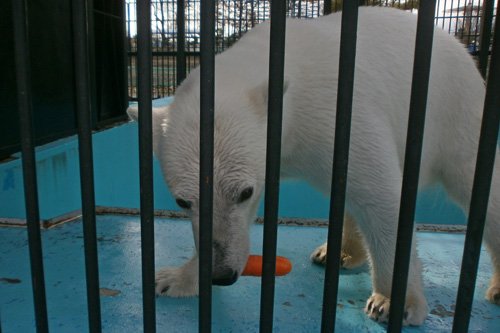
[258,1,287,332]
[320,1,359,332]
[387,0,437,331]
[126,3,135,100]
[452,4,500,332]
[11,1,49,332]
[324,0,332,15]
[176,0,186,85]
[136,1,156,332]
[478,0,494,78]
[71,0,102,332]
[199,0,216,332]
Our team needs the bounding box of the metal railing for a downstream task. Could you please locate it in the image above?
[125,0,498,100]
[9,0,500,332]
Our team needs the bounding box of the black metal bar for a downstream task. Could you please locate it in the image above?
[465,0,473,49]
[441,0,447,29]
[473,0,482,54]
[324,0,332,15]
[258,0,287,332]
[121,1,130,104]
[436,0,441,25]
[85,0,98,127]
[238,0,243,37]
[387,0,437,331]
[320,1,359,332]
[199,0,216,332]
[220,1,226,51]
[455,0,463,37]
[71,0,102,332]
[129,51,200,57]
[251,0,255,27]
[177,0,186,85]
[448,0,455,34]
[452,4,500,332]
[11,1,49,332]
[136,1,156,332]
[478,0,494,78]
[127,3,134,99]
[459,0,467,41]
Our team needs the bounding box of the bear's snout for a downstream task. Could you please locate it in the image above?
[212,269,239,286]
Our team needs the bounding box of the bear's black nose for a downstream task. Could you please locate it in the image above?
[212,270,238,286]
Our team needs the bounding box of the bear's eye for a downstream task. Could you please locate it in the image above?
[176,198,192,210]
[237,187,254,203]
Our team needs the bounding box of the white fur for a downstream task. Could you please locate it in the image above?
[128,7,500,326]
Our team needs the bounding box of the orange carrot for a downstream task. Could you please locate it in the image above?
[241,255,292,276]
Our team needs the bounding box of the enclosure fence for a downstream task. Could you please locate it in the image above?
[125,0,498,100]
[9,0,500,333]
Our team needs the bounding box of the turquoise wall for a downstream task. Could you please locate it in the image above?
[2,97,496,224]
[0,122,334,221]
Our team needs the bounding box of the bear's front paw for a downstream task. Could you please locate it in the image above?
[486,285,500,304]
[486,273,500,305]
[340,249,366,269]
[365,292,428,326]
[311,243,328,265]
[365,293,391,323]
[155,266,198,297]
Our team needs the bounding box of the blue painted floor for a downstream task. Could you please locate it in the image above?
[1,215,500,332]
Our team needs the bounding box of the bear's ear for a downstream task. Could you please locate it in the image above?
[126,104,139,121]
[126,104,170,155]
[248,78,289,117]
[126,104,168,126]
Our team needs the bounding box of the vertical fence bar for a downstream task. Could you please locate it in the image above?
[472,0,480,54]
[126,3,134,99]
[71,0,102,332]
[323,0,332,15]
[136,1,156,332]
[452,4,500,332]
[457,0,464,38]
[320,1,359,332]
[258,1,287,332]
[387,0,437,331]
[176,0,186,85]
[460,0,467,42]
[11,1,49,332]
[478,0,494,78]
[199,0,216,332]
[122,1,130,104]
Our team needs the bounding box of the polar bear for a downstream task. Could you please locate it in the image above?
[127,7,500,326]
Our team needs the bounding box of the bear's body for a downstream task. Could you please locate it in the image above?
[128,7,500,326]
